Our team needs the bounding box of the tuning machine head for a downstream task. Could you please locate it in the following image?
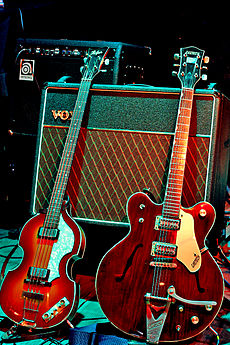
[201,55,209,80]
[174,53,180,61]
[172,53,181,77]
[203,56,209,64]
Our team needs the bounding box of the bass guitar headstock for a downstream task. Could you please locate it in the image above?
[172,46,209,89]
[81,48,110,81]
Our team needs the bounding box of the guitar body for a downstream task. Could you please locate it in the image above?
[0,209,85,329]
[96,192,224,342]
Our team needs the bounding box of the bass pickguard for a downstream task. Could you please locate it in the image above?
[176,208,201,272]
[47,215,75,282]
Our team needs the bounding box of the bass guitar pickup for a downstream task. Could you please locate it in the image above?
[24,267,51,286]
[37,227,59,240]
[154,216,181,231]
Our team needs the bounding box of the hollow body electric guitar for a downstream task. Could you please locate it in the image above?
[96,47,224,343]
[0,49,108,329]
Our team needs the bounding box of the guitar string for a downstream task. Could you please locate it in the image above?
[151,91,184,297]
[25,80,87,304]
[152,88,194,298]
[25,67,92,308]
[155,88,194,297]
[25,77,90,316]
[36,82,89,272]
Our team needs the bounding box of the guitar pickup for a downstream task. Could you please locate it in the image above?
[154,216,180,231]
[151,241,177,257]
[24,267,51,286]
[37,227,59,240]
[27,266,50,280]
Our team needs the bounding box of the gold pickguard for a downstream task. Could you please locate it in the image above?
[176,209,201,272]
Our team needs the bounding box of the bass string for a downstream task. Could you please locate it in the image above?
[28,52,104,285]
[27,72,92,291]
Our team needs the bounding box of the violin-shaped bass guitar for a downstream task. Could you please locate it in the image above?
[0,48,109,330]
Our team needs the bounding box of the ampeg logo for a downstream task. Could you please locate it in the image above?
[19,59,35,81]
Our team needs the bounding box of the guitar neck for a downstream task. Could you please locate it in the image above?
[44,78,92,229]
[162,87,194,219]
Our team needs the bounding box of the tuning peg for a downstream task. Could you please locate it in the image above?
[172,71,178,77]
[202,74,208,81]
[174,53,180,61]
[203,56,209,64]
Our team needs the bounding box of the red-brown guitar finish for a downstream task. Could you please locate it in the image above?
[96,192,224,342]
[0,209,85,329]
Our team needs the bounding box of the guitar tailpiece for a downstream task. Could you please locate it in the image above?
[145,293,172,344]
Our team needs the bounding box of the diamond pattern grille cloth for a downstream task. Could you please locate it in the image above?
[35,126,209,223]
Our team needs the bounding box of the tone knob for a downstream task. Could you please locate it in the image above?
[176,324,181,332]
[191,315,199,324]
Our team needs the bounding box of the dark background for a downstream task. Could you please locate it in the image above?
[0,1,230,230]
[2,1,230,84]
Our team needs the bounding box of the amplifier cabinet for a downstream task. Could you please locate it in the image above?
[31,83,230,237]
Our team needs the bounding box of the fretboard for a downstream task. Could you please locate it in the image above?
[162,87,194,219]
[43,78,92,230]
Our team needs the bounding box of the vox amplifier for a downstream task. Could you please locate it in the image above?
[31,83,230,242]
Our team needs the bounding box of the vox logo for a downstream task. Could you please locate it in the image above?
[51,110,73,121]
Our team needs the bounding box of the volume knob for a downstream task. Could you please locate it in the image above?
[191,315,199,324]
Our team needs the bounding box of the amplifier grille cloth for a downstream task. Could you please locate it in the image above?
[34,126,209,223]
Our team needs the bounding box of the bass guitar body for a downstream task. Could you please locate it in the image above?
[96,192,224,342]
[0,209,85,329]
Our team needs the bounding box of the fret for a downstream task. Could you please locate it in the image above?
[165,192,182,199]
[173,145,187,150]
[162,84,194,218]
[164,204,181,211]
[45,73,93,229]
[175,130,190,135]
[178,113,191,118]
[163,206,180,213]
[180,105,191,111]
[162,209,180,217]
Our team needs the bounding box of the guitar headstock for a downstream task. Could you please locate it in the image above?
[81,48,110,81]
[173,46,209,89]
